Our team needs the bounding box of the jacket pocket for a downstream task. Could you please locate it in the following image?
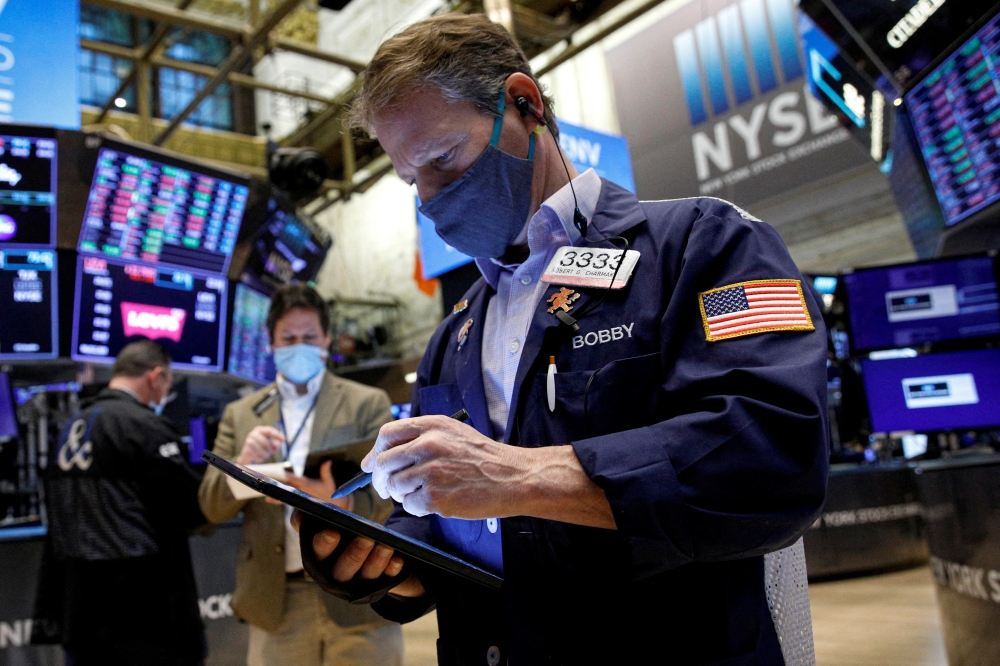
[548,352,662,439]
[418,383,464,417]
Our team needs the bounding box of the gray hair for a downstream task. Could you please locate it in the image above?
[349,13,559,139]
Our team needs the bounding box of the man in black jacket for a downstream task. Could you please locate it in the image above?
[45,340,207,666]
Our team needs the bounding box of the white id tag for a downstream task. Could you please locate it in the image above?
[541,247,640,290]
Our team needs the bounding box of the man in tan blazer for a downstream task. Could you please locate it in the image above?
[199,284,403,666]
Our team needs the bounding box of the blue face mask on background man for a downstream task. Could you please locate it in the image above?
[418,91,536,258]
[274,343,327,384]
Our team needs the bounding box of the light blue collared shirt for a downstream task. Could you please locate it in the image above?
[476,168,602,438]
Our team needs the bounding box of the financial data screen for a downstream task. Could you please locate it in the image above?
[0,247,57,360]
[906,12,1000,226]
[78,145,249,273]
[844,256,1000,352]
[0,133,56,247]
[863,349,1000,433]
[250,205,330,284]
[72,255,228,371]
[227,282,276,384]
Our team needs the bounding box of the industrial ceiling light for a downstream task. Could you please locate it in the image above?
[114,97,127,108]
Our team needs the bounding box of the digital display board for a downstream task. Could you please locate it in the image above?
[248,203,330,285]
[0,130,56,247]
[844,255,1000,352]
[0,372,19,439]
[227,281,276,384]
[801,0,997,90]
[0,247,57,360]
[72,255,228,371]
[906,11,1000,226]
[863,348,1000,433]
[78,141,249,274]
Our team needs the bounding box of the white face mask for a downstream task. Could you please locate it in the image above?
[149,375,172,416]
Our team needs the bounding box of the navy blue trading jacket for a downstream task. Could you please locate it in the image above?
[358,181,828,665]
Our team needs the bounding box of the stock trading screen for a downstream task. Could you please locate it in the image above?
[0,248,57,360]
[227,281,276,384]
[72,256,228,371]
[906,12,1000,227]
[78,145,249,273]
[0,133,56,247]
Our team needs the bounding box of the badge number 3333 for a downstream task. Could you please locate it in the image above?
[541,246,641,290]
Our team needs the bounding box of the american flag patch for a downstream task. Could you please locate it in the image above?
[698,279,814,342]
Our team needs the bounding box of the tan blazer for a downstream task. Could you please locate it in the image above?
[198,371,395,631]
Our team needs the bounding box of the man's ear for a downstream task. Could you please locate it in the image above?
[504,73,545,128]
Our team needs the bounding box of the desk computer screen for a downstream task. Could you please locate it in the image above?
[0,248,57,360]
[843,255,1000,352]
[0,128,57,247]
[862,349,1000,433]
[78,141,249,274]
[905,11,1000,226]
[227,281,276,384]
[72,255,228,371]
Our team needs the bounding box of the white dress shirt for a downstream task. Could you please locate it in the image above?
[476,168,602,437]
[277,370,324,573]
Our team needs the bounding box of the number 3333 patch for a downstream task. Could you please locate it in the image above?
[698,279,814,342]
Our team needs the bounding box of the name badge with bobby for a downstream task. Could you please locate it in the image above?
[541,247,641,290]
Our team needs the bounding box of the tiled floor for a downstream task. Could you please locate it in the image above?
[402,566,948,666]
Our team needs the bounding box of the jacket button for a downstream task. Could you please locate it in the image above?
[275,545,284,555]
[486,646,500,666]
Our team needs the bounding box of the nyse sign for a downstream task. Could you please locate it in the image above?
[607,0,868,205]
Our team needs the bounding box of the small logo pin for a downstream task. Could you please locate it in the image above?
[546,287,580,314]
[457,318,474,350]
[452,299,469,315]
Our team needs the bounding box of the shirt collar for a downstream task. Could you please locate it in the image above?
[276,370,324,402]
[476,169,601,289]
[113,386,145,405]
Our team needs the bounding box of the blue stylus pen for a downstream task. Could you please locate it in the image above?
[331,408,469,500]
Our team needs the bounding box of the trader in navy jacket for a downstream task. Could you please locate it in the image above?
[298,13,828,666]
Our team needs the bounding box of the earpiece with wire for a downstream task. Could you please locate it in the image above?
[512,93,629,332]
[514,95,589,236]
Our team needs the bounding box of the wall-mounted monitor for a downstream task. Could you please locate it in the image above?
[801,0,997,91]
[247,201,330,285]
[227,280,276,384]
[905,11,1000,227]
[0,125,57,247]
[78,139,249,274]
[843,255,1000,352]
[71,255,228,371]
[863,348,1000,433]
[0,247,58,360]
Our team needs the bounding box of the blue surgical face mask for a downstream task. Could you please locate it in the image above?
[274,343,326,385]
[418,91,536,258]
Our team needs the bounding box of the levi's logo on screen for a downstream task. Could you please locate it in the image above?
[121,302,187,342]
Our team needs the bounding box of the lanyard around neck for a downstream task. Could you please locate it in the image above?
[278,394,319,462]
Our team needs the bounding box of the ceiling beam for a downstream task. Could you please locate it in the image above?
[82,0,366,72]
[82,39,337,105]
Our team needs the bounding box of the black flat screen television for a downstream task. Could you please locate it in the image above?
[71,255,228,372]
[246,201,330,285]
[843,254,1000,352]
[0,247,58,360]
[0,124,57,247]
[905,10,1000,227]
[77,139,250,274]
